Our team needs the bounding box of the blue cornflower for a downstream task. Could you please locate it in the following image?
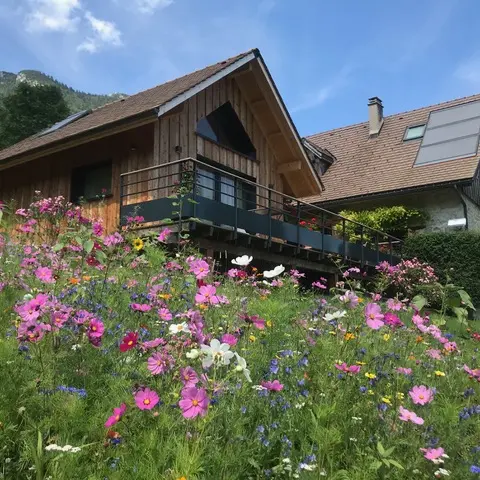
[377,403,388,412]
[464,388,475,398]
[261,437,270,447]
[285,367,292,374]
[360,386,368,393]
[270,422,279,429]
[298,356,309,367]
[280,350,293,357]
[256,425,265,434]
[297,379,305,386]
[470,465,480,473]
[270,359,279,374]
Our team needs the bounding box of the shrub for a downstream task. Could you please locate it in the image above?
[403,231,480,306]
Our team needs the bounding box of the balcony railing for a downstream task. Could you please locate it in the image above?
[120,157,401,266]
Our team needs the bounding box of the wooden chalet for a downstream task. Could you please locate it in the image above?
[0,49,400,273]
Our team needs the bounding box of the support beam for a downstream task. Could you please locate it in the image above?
[231,64,253,78]
[267,130,282,139]
[277,161,302,174]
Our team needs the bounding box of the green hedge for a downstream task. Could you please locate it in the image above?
[403,231,480,306]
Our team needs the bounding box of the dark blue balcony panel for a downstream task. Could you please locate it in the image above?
[120,195,400,265]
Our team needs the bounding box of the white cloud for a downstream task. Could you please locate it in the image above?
[291,65,353,113]
[77,11,122,53]
[26,0,81,32]
[134,0,173,14]
[455,56,480,86]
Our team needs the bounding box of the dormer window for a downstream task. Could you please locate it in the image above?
[404,124,426,141]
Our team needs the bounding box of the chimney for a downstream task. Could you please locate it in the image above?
[368,97,384,137]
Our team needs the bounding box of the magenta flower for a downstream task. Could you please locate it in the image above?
[180,367,199,388]
[141,337,166,350]
[426,349,442,360]
[103,232,124,247]
[420,447,446,463]
[119,332,138,352]
[158,227,172,243]
[87,318,104,338]
[339,290,359,308]
[130,303,152,312]
[384,312,404,328]
[134,388,159,410]
[464,364,480,380]
[104,403,126,428]
[158,308,172,321]
[221,333,238,346]
[396,367,412,375]
[409,385,434,405]
[147,351,175,375]
[261,380,284,391]
[92,222,104,236]
[386,298,402,311]
[35,266,55,284]
[398,406,424,425]
[335,363,361,375]
[195,285,219,305]
[312,281,327,290]
[189,259,210,280]
[364,303,384,330]
[240,314,266,330]
[179,387,209,419]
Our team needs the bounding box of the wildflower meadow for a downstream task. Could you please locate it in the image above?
[1,195,480,479]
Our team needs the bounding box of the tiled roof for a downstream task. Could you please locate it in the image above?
[0,50,255,163]
[303,93,480,204]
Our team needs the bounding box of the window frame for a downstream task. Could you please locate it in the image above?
[70,160,113,204]
[403,124,426,142]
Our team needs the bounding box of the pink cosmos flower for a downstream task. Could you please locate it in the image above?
[134,388,159,410]
[147,351,175,375]
[92,222,104,236]
[104,403,126,428]
[240,314,266,330]
[158,227,172,243]
[463,364,480,381]
[420,447,446,463]
[335,363,361,375]
[444,341,457,353]
[180,367,199,388]
[179,387,209,419]
[195,285,219,305]
[189,259,210,280]
[221,333,238,346]
[87,319,104,338]
[396,367,412,375]
[426,349,442,360]
[261,380,284,391]
[119,332,138,352]
[141,338,166,350]
[103,232,124,247]
[409,385,434,405]
[365,303,384,330]
[131,303,152,312]
[339,290,359,308]
[35,266,55,284]
[384,312,404,328]
[158,308,172,321]
[398,406,424,425]
[387,298,403,311]
[312,281,327,290]
[17,319,50,343]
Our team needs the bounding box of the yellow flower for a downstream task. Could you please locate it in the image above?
[132,238,144,251]
[158,293,172,300]
[365,372,376,379]
[396,392,405,400]
[356,361,366,366]
[368,389,374,396]
[82,275,91,281]
[358,297,364,303]
[177,477,187,480]
[344,332,355,341]
[383,333,391,342]
[329,331,337,336]
[266,320,273,327]
[249,335,256,342]
[435,370,446,377]
[198,304,208,311]
[381,396,392,405]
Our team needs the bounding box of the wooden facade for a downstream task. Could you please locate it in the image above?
[0,69,310,232]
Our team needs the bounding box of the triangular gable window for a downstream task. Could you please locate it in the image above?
[196,101,256,160]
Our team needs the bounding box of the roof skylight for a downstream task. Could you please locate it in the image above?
[38,109,91,137]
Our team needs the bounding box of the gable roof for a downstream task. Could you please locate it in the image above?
[304,93,480,205]
[0,50,256,165]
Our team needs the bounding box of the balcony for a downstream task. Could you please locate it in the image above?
[120,158,401,267]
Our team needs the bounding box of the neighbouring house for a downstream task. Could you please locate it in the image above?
[304,94,480,233]
[0,49,398,272]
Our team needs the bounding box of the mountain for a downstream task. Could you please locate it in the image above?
[0,70,127,113]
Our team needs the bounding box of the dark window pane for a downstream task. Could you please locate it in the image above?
[71,161,112,202]
[196,102,256,159]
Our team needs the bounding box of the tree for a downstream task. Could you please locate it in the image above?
[0,83,70,149]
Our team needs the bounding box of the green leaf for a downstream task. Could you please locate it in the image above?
[382,459,391,467]
[458,289,475,309]
[376,442,385,456]
[371,460,383,471]
[95,250,107,264]
[452,306,468,325]
[83,240,94,254]
[411,294,427,311]
[52,243,64,252]
[384,447,395,457]
[388,459,404,470]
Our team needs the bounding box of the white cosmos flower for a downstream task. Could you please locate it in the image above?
[231,255,253,266]
[168,322,190,335]
[186,348,200,359]
[234,352,252,382]
[324,310,347,321]
[263,264,285,278]
[200,339,234,368]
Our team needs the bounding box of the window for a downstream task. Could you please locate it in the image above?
[71,161,112,202]
[196,102,256,159]
[196,165,256,210]
[404,124,426,141]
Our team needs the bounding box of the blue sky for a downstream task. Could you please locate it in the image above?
[1,0,479,135]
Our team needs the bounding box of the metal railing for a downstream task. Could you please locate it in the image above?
[120,157,402,265]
